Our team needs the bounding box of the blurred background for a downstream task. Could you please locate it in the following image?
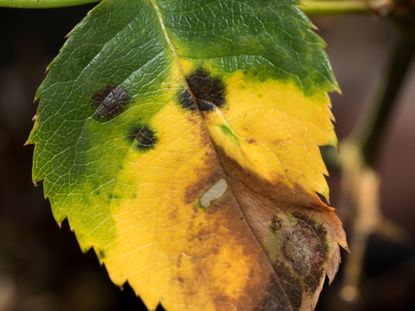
[0,3,414,311]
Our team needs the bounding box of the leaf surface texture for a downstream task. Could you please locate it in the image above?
[30,1,347,310]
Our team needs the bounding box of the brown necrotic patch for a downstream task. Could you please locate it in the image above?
[128,124,158,152]
[185,68,226,111]
[257,274,300,311]
[92,84,131,122]
[282,212,328,292]
[275,263,303,311]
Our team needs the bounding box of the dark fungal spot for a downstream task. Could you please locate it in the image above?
[292,212,328,246]
[282,228,313,275]
[294,213,328,293]
[128,125,158,151]
[281,212,328,293]
[92,84,130,122]
[304,267,324,293]
[270,215,282,233]
[178,88,197,111]
[185,68,225,111]
[197,100,216,112]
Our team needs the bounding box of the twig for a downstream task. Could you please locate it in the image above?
[353,33,415,166]
[339,30,414,303]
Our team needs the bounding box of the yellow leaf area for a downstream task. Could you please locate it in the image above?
[88,60,347,311]
[200,71,336,202]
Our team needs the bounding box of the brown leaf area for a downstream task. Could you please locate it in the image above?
[213,148,347,311]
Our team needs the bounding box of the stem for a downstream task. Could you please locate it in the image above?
[354,34,415,166]
[0,0,99,8]
[300,0,368,15]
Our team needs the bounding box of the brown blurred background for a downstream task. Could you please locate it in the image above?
[0,4,414,311]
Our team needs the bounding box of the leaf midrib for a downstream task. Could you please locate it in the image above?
[149,1,294,309]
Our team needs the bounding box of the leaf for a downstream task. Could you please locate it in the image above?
[29,0,347,310]
[0,0,99,9]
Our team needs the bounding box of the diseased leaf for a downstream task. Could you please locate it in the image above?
[29,0,347,310]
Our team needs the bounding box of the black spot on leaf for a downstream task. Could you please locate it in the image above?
[92,84,130,122]
[270,215,282,233]
[178,89,197,111]
[197,100,216,112]
[128,125,158,152]
[185,68,225,111]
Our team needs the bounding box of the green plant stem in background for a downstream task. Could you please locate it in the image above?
[354,33,415,166]
[300,0,368,15]
[0,0,98,8]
